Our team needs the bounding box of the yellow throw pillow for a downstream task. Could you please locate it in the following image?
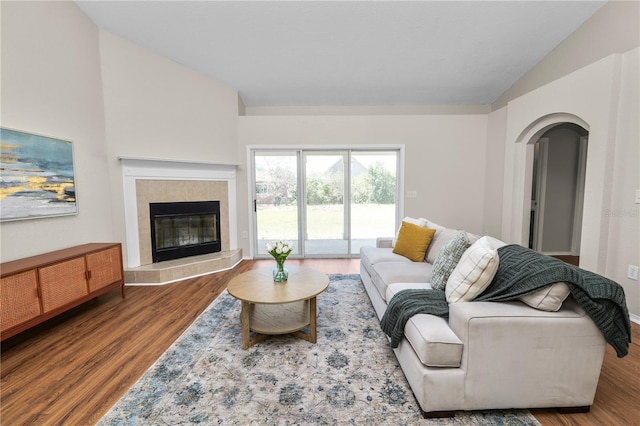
[392,222,436,262]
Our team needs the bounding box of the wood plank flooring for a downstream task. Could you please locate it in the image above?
[1,259,638,425]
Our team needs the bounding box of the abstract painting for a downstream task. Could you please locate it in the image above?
[1,128,78,221]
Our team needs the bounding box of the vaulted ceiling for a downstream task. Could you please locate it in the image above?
[75,1,606,107]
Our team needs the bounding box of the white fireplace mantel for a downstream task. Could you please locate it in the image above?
[119,156,239,268]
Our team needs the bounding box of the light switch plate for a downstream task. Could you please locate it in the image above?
[635,189,640,204]
[628,265,639,281]
[407,190,417,199]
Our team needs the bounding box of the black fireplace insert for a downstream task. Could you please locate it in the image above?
[149,201,221,263]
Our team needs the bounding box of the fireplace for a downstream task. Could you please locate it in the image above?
[149,201,221,263]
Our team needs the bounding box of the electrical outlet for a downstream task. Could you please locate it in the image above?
[628,265,639,281]
[242,231,248,239]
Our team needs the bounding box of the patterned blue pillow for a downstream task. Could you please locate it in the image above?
[430,232,471,291]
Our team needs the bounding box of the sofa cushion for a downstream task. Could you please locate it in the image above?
[386,283,463,367]
[402,216,428,228]
[405,314,464,367]
[445,236,499,303]
[425,224,460,264]
[519,282,571,311]
[360,246,412,272]
[385,282,432,298]
[392,222,436,262]
[431,232,471,290]
[466,233,481,245]
[370,262,433,301]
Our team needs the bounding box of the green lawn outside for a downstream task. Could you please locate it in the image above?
[257,203,395,240]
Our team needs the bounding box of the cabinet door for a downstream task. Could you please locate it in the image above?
[38,257,88,313]
[86,246,123,292]
[1,270,41,332]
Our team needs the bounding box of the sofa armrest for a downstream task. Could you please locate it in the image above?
[376,237,393,248]
[448,298,599,346]
[447,298,606,410]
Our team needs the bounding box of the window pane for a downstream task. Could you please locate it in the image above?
[304,151,347,255]
[254,151,299,255]
[351,151,398,254]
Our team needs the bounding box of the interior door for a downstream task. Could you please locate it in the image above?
[530,138,548,251]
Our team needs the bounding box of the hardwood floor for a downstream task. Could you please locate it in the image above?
[1,259,638,425]
[551,255,580,267]
[530,320,640,426]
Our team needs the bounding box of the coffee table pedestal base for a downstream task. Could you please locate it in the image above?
[240,298,318,350]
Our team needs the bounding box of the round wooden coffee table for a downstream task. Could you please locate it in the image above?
[227,266,329,349]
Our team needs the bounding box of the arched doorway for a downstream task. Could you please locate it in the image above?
[507,113,591,264]
[506,111,616,274]
[528,123,588,266]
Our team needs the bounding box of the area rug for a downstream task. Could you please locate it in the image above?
[98,274,540,425]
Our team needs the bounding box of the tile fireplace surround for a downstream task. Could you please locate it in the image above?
[119,157,242,285]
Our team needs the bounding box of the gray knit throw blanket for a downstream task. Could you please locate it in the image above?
[381,244,631,357]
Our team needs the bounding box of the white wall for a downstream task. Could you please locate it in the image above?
[98,31,240,262]
[488,0,638,317]
[483,107,507,238]
[99,31,239,164]
[0,1,113,261]
[606,47,639,317]
[493,1,639,109]
[237,114,488,256]
[0,2,241,265]
[497,48,639,316]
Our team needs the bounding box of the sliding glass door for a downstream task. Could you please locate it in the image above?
[252,148,399,258]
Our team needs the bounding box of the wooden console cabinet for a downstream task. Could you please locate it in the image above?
[1,243,125,341]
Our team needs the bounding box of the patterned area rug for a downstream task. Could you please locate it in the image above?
[99,274,540,425]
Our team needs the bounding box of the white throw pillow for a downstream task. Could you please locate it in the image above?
[446,236,499,303]
[519,282,571,311]
[392,217,428,247]
[482,236,508,250]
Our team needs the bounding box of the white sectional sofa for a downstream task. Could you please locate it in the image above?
[359,219,610,418]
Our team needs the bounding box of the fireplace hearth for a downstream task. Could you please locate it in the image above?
[150,201,221,263]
